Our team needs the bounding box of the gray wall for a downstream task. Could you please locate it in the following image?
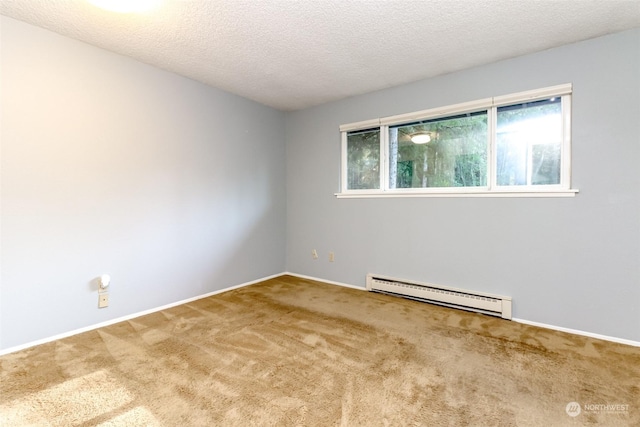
[0,17,286,350]
[286,29,640,342]
[2,16,638,350]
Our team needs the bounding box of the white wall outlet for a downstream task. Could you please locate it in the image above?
[98,293,109,308]
[312,249,318,259]
[329,252,335,262]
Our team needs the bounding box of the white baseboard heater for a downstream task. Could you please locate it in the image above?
[366,274,512,320]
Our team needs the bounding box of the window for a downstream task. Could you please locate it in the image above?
[338,84,577,197]
[388,111,488,189]
[496,98,562,186]
[346,128,380,190]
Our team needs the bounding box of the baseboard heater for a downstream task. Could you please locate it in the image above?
[366,274,512,320]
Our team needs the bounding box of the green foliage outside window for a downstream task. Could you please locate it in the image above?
[389,112,488,189]
[347,129,380,189]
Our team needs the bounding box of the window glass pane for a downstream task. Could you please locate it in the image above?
[347,128,380,189]
[497,98,562,186]
[389,112,488,188]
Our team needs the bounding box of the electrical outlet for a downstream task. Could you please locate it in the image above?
[98,293,109,308]
[329,252,335,262]
[312,249,318,259]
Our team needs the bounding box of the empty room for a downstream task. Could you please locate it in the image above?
[1,0,639,425]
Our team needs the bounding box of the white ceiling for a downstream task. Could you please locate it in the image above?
[2,0,639,111]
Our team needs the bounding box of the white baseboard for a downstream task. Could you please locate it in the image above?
[0,272,284,357]
[283,271,365,291]
[3,272,637,356]
[284,272,640,348]
[512,318,640,347]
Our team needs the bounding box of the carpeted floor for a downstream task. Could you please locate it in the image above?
[1,275,638,426]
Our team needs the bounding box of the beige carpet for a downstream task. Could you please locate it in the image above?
[1,275,638,426]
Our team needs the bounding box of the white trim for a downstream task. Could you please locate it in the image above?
[0,273,284,356]
[340,84,573,132]
[340,131,348,192]
[380,125,388,191]
[512,318,640,348]
[493,83,572,106]
[2,272,636,355]
[336,189,579,198]
[380,98,492,126]
[488,104,497,190]
[561,94,572,188]
[287,273,639,347]
[339,118,381,132]
[283,272,365,291]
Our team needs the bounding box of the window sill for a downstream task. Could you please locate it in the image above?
[335,189,579,198]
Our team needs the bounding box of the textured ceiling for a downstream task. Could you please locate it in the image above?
[2,0,639,111]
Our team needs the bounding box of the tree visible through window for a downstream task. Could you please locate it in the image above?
[389,112,487,189]
[346,128,380,190]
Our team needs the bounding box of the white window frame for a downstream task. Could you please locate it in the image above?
[337,84,578,198]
